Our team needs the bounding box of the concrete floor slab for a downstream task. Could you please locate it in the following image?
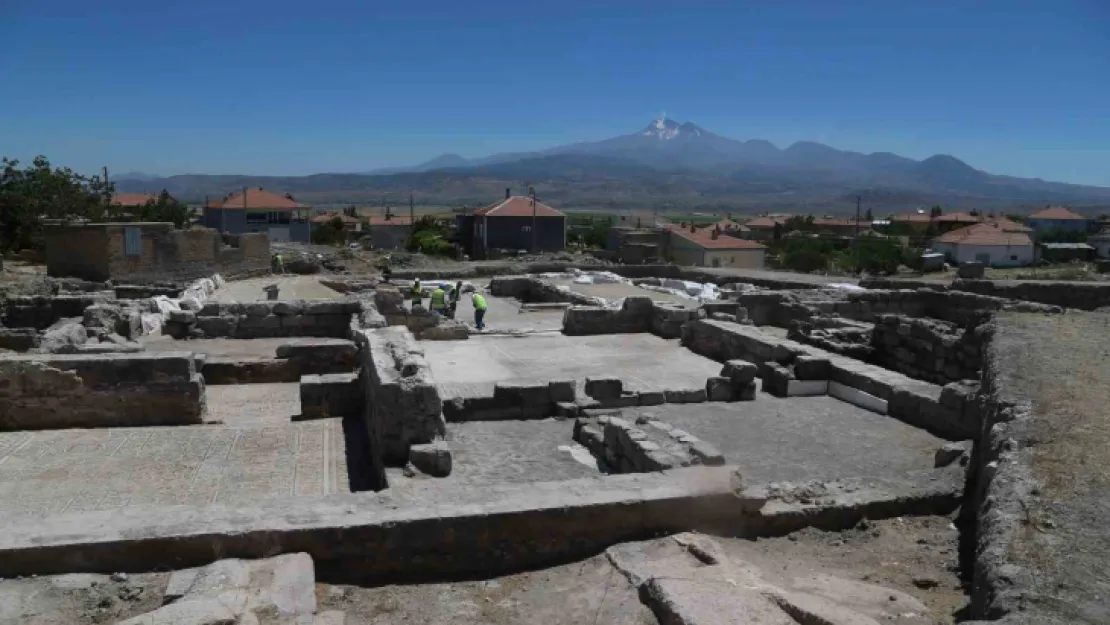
[641,396,944,483]
[385,419,601,497]
[424,333,723,399]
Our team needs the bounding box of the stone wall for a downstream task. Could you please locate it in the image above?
[355,326,445,490]
[681,318,977,440]
[45,223,270,284]
[489,275,601,305]
[2,294,113,330]
[573,413,724,473]
[871,315,983,384]
[563,296,699,339]
[443,380,576,421]
[0,352,205,430]
[951,278,1110,311]
[165,300,360,339]
[298,372,362,420]
[369,287,469,340]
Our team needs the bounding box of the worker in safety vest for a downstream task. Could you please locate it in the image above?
[410,279,423,309]
[472,292,488,330]
[429,285,448,315]
[448,281,463,319]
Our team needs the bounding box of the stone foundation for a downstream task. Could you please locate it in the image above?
[165,300,361,339]
[573,412,725,473]
[355,327,445,489]
[872,315,983,384]
[0,352,205,430]
[298,372,362,420]
[443,380,576,421]
[563,296,699,339]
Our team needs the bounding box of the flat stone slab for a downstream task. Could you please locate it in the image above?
[0,405,348,520]
[426,333,721,399]
[638,396,944,484]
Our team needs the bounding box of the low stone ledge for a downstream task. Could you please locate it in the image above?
[574,413,724,473]
[0,467,751,579]
[297,372,362,420]
[0,352,205,430]
[202,357,300,384]
[275,338,359,374]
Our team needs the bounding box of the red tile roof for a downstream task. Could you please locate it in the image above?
[933,212,983,224]
[715,218,749,232]
[667,225,767,250]
[310,212,361,224]
[890,212,932,223]
[1028,206,1089,220]
[206,188,307,211]
[367,215,413,226]
[110,193,158,206]
[474,196,565,218]
[934,220,1033,247]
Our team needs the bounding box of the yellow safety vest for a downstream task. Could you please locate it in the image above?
[472,293,488,310]
[430,289,446,310]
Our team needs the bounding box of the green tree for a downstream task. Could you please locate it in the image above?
[311,216,346,245]
[865,208,873,221]
[134,190,191,228]
[929,205,943,218]
[0,156,113,252]
[405,215,455,256]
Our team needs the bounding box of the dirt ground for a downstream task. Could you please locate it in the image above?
[318,515,966,624]
[0,572,169,625]
[717,514,969,624]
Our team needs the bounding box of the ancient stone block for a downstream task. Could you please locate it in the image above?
[793,355,831,381]
[272,300,304,316]
[761,363,794,398]
[664,388,707,404]
[688,440,725,466]
[705,376,734,401]
[934,440,973,468]
[638,390,666,406]
[548,379,576,402]
[494,381,550,406]
[735,380,757,401]
[409,441,452,477]
[585,376,623,400]
[196,316,236,337]
[554,401,580,418]
[721,359,758,385]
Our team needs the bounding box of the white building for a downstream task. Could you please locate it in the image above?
[931,219,1035,267]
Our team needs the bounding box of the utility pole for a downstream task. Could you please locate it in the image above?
[529,186,537,253]
[854,195,862,273]
[409,193,414,226]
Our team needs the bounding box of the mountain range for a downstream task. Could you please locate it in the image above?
[114,118,1110,214]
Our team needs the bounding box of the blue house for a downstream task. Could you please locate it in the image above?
[202,187,311,243]
[1026,206,1093,237]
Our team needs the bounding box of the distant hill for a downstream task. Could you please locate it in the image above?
[114,118,1110,214]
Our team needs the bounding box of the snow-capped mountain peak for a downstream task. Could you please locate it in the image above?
[643,115,682,139]
[641,116,706,140]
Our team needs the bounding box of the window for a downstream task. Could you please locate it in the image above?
[124,227,141,256]
[246,211,269,224]
[1011,255,1017,261]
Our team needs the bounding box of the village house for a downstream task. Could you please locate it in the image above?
[367,214,413,251]
[930,218,1034,267]
[1026,206,1094,236]
[202,188,311,243]
[666,223,766,268]
[456,190,567,258]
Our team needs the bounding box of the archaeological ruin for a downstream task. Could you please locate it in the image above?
[0,254,1107,624]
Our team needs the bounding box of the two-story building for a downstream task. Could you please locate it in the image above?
[1026,206,1094,237]
[202,188,311,243]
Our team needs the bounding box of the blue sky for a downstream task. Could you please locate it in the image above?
[2,0,1108,185]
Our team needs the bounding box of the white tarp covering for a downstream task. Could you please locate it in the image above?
[638,279,721,302]
[826,283,865,292]
[144,274,225,336]
[571,271,627,285]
